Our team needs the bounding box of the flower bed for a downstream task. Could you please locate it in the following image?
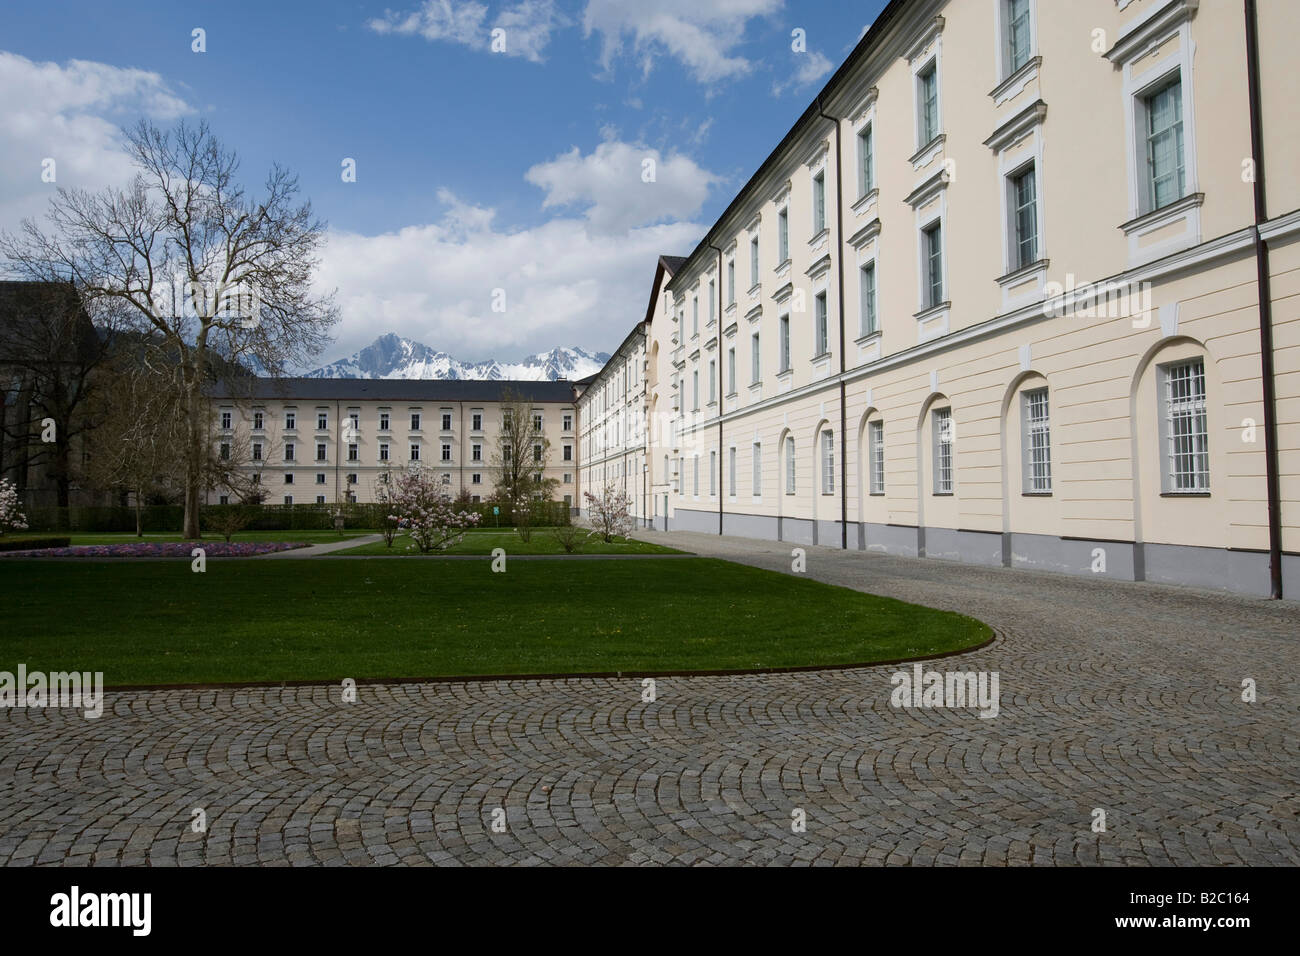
[0,541,311,558]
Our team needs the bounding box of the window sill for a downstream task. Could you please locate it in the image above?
[1120,193,1205,236]
[851,187,879,216]
[909,134,945,169]
[932,492,954,497]
[1021,492,1052,498]
[997,258,1049,289]
[1160,491,1211,498]
[988,55,1041,105]
[869,492,885,497]
[855,330,882,346]
[913,300,952,322]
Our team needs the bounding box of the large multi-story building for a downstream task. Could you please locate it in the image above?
[577,0,1300,598]
[208,378,578,508]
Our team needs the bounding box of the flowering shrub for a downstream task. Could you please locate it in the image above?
[583,484,635,543]
[0,478,28,535]
[387,468,481,553]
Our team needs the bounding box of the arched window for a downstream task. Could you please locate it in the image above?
[785,436,796,494]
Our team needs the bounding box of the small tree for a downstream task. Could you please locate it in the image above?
[204,505,251,542]
[388,467,481,553]
[584,484,634,543]
[373,474,401,548]
[0,478,29,535]
[550,522,582,554]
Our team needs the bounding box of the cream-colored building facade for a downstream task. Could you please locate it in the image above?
[581,0,1300,597]
[209,379,578,508]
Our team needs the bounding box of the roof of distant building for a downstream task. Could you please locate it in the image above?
[208,377,577,403]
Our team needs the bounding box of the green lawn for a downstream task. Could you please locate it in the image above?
[336,529,683,556]
[0,558,990,685]
[63,530,372,546]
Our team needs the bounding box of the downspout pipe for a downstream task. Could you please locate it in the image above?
[817,96,849,551]
[1244,0,1283,598]
[709,241,725,535]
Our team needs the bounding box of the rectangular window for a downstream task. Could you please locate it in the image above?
[814,292,828,357]
[812,172,826,234]
[348,443,358,462]
[252,442,263,462]
[919,62,939,145]
[284,496,293,506]
[924,222,944,308]
[410,444,420,461]
[708,281,715,323]
[219,442,230,461]
[563,413,572,431]
[860,263,877,336]
[563,444,572,461]
[778,208,789,263]
[858,125,874,196]
[727,347,736,395]
[285,412,296,430]
[1023,388,1052,493]
[472,443,482,461]
[708,360,716,404]
[284,442,295,462]
[1145,77,1185,212]
[284,473,294,485]
[349,412,360,431]
[220,411,232,430]
[472,473,482,484]
[822,431,835,495]
[219,494,229,506]
[442,413,452,431]
[441,443,452,462]
[751,333,761,383]
[471,412,482,431]
[692,297,699,336]
[727,260,735,305]
[692,370,699,410]
[315,443,326,462]
[779,314,791,372]
[316,495,326,505]
[728,447,737,497]
[317,412,328,431]
[315,473,325,485]
[1011,165,1038,269]
[1005,0,1032,76]
[347,473,357,485]
[379,443,389,461]
[380,412,390,430]
[533,413,543,431]
[1163,359,1209,492]
[533,444,543,462]
[693,455,699,496]
[933,408,953,494]
[410,413,421,431]
[869,421,885,495]
[252,411,264,430]
[752,443,762,497]
[709,451,717,496]
[750,236,760,285]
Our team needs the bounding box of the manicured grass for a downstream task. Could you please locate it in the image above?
[336,529,683,556]
[65,530,371,546]
[0,558,990,685]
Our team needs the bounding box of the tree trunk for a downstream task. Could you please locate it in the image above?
[181,372,203,539]
[134,489,143,538]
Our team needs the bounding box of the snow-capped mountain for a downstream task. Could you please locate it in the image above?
[306,334,609,381]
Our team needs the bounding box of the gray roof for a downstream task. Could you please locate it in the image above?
[210,377,576,403]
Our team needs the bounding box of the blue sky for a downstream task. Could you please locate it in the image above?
[1,0,889,365]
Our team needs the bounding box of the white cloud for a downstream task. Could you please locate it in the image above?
[316,192,702,362]
[583,0,783,85]
[0,51,192,237]
[771,50,832,96]
[368,0,565,63]
[525,137,718,234]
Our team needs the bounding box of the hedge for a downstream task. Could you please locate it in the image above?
[0,535,72,552]
[22,500,572,533]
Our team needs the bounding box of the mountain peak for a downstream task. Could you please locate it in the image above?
[307,335,609,382]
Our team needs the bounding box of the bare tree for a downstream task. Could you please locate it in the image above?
[1,119,338,538]
[490,388,559,536]
[84,353,186,536]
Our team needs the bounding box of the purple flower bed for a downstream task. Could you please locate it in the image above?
[0,541,311,558]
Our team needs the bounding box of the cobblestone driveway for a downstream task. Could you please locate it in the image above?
[2,532,1297,865]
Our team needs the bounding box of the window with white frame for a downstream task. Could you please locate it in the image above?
[814,292,828,357]
[379,411,390,430]
[778,208,789,263]
[785,436,796,494]
[727,347,736,395]
[812,172,826,234]
[1161,358,1209,492]
[709,451,717,495]
[1022,388,1052,493]
[923,222,945,308]
[693,454,699,496]
[727,260,735,305]
[918,62,939,145]
[532,412,543,431]
[1009,164,1038,270]
[751,333,761,383]
[868,420,885,495]
[708,360,716,404]
[285,411,296,430]
[728,447,737,497]
[220,410,232,430]
[379,442,389,461]
[348,443,359,462]
[1003,0,1032,77]
[860,262,878,336]
[252,442,263,461]
[708,281,715,323]
[284,442,295,462]
[858,125,874,196]
[316,473,326,485]
[442,413,452,431]
[752,443,762,496]
[317,412,328,430]
[472,442,482,461]
[219,441,230,461]
[1143,77,1185,213]
[252,411,264,430]
[410,412,421,431]
[692,296,699,336]
[441,443,452,462]
[692,370,699,410]
[750,236,760,284]
[821,430,835,494]
[409,444,420,461]
[315,442,327,462]
[933,408,953,494]
[284,473,294,485]
[779,314,791,372]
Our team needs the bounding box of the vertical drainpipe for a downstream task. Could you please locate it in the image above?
[818,97,848,550]
[1244,0,1283,598]
[717,243,728,535]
